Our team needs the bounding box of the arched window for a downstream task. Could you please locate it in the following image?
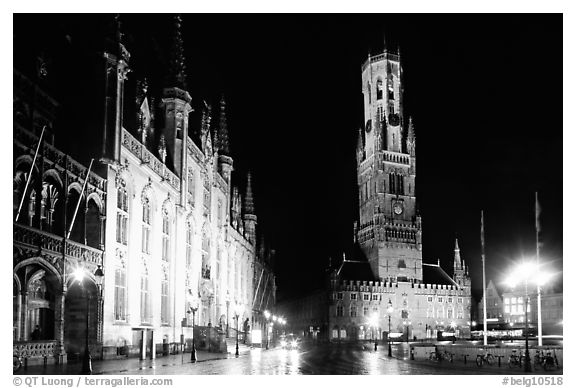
[116,181,129,245]
[162,209,170,262]
[142,197,151,254]
[376,78,383,100]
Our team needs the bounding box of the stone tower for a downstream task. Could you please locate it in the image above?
[356,46,423,283]
[453,239,471,288]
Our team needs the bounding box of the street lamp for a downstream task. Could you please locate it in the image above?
[73,265,104,375]
[234,303,244,357]
[505,261,549,373]
[264,310,271,350]
[387,299,393,357]
[188,295,199,363]
[368,313,378,351]
[225,292,230,338]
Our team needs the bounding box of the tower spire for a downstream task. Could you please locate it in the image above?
[454,238,462,269]
[244,171,255,215]
[217,95,231,155]
[166,15,187,90]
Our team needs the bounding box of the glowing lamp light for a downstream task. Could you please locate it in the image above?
[264,310,271,320]
[73,267,85,283]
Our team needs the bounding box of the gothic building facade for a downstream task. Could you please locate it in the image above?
[327,48,472,341]
[13,17,276,364]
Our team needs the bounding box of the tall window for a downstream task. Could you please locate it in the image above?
[350,305,357,317]
[186,223,193,268]
[114,267,127,321]
[140,273,150,324]
[367,82,372,104]
[376,78,383,100]
[162,210,170,261]
[336,304,343,317]
[142,197,151,254]
[161,275,169,324]
[363,306,369,316]
[116,182,129,245]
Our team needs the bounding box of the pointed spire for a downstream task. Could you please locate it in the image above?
[167,15,187,89]
[383,32,387,53]
[454,238,462,269]
[244,171,255,215]
[217,95,231,155]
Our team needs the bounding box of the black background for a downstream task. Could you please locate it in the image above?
[13,14,563,302]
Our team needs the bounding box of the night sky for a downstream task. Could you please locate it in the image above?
[13,14,563,302]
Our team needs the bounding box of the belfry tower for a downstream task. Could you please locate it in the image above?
[356,45,423,283]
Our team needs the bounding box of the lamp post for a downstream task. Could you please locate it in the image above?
[73,266,104,375]
[264,310,271,349]
[234,303,244,357]
[225,292,230,338]
[272,315,278,346]
[188,295,199,363]
[506,261,545,373]
[387,300,393,357]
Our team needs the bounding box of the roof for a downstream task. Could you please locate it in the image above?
[422,263,458,286]
[336,260,376,281]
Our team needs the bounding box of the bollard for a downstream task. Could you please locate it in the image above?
[410,347,415,360]
[463,354,468,364]
[43,356,48,368]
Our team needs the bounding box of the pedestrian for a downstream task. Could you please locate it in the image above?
[31,325,41,340]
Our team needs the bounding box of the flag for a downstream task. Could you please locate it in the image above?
[140,97,151,130]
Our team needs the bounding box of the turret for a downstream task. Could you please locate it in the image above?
[216,95,233,184]
[161,15,193,199]
[100,15,130,165]
[243,172,257,244]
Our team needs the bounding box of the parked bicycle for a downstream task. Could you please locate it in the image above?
[534,349,556,371]
[476,351,495,367]
[429,349,453,362]
[508,349,524,368]
[13,353,22,372]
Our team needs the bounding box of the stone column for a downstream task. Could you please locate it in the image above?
[99,215,106,250]
[54,287,67,363]
[140,330,146,360]
[96,291,103,344]
[83,206,88,246]
[15,292,22,341]
[20,291,28,341]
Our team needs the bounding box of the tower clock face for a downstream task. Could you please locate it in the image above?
[365,119,372,133]
[393,202,403,215]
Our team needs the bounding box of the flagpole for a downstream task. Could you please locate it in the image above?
[15,126,46,222]
[66,159,94,239]
[536,192,543,347]
[481,210,488,346]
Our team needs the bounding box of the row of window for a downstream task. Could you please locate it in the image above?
[427,296,464,304]
[336,305,379,317]
[367,78,395,104]
[114,268,170,324]
[426,308,465,319]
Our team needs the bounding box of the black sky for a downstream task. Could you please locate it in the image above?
[13,14,563,302]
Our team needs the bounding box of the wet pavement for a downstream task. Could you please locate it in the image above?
[16,342,563,375]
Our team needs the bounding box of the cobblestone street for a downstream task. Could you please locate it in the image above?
[16,343,563,375]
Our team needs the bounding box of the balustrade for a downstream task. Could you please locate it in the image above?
[14,223,103,267]
[13,340,57,358]
[122,129,180,191]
